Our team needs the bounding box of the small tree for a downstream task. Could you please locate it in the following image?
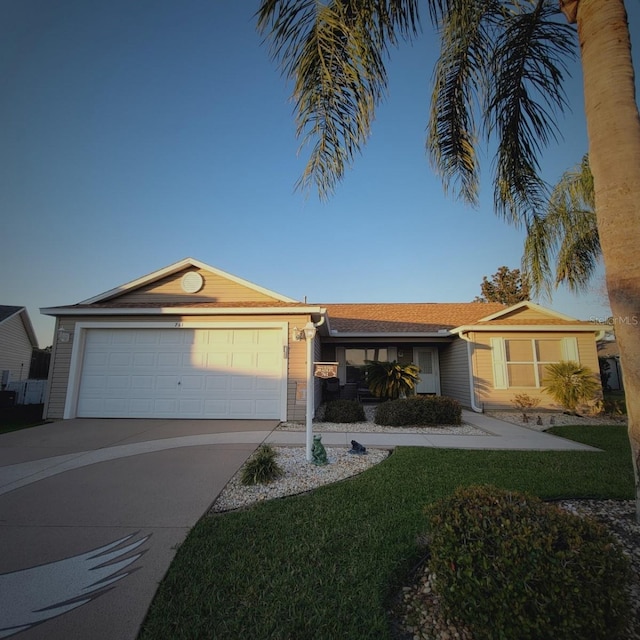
[364,361,420,400]
[474,266,530,304]
[542,361,601,415]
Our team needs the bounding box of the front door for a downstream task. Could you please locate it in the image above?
[413,348,440,394]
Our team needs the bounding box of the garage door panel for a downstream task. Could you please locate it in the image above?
[205,375,229,391]
[130,399,153,413]
[133,353,155,367]
[106,375,129,389]
[157,353,181,368]
[256,378,280,392]
[76,327,285,419]
[156,376,179,390]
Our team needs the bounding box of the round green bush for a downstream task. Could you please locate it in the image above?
[424,485,631,640]
[323,399,366,423]
[241,444,284,486]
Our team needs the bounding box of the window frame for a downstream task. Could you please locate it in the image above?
[490,336,578,390]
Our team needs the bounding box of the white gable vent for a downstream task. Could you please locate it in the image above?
[181,271,204,293]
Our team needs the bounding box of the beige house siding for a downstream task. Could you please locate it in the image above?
[113,268,278,304]
[0,313,33,382]
[492,307,562,322]
[470,330,601,410]
[439,339,472,408]
[44,313,311,421]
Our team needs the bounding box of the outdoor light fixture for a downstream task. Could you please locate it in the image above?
[303,322,317,341]
[57,326,72,343]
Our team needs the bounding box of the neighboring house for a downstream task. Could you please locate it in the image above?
[597,337,624,391]
[40,258,605,422]
[0,306,39,386]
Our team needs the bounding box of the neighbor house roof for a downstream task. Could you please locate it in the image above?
[0,305,38,348]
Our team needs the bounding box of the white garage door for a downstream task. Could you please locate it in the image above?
[76,328,285,419]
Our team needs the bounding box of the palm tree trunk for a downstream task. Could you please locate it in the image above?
[574,0,640,521]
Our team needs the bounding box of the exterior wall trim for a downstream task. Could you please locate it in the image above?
[41,306,326,317]
[63,320,289,420]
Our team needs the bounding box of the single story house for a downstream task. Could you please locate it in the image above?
[0,306,39,386]
[41,258,606,422]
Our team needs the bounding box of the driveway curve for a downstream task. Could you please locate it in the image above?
[0,418,277,640]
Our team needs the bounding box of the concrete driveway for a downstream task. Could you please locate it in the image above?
[0,418,277,640]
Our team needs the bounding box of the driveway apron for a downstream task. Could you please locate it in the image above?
[0,419,276,640]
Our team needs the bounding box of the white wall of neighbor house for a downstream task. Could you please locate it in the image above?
[0,313,34,383]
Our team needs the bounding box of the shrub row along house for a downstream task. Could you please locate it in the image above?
[41,258,605,422]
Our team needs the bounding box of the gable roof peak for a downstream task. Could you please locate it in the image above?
[80,257,299,305]
[477,300,578,323]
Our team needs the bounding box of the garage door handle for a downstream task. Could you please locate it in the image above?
[177,381,181,385]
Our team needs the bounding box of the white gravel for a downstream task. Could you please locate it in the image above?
[486,410,628,431]
[210,445,389,513]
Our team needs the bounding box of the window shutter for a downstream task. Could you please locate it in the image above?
[561,337,579,362]
[490,338,508,389]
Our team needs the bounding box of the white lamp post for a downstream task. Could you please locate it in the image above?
[303,321,317,461]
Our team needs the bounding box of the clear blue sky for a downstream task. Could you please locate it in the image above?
[2,1,637,347]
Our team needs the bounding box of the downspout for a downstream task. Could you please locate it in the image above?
[458,331,483,413]
[305,316,326,461]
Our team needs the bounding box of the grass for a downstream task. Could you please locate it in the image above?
[138,425,634,640]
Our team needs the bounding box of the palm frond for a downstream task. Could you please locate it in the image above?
[522,153,600,296]
[257,1,420,199]
[488,0,576,224]
[427,1,500,204]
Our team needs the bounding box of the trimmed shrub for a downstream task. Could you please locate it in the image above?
[425,485,631,640]
[374,395,461,426]
[241,445,284,486]
[323,399,366,423]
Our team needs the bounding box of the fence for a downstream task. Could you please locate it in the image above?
[5,379,47,405]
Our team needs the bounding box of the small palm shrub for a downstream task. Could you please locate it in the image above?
[241,445,284,486]
[323,399,366,423]
[364,360,420,400]
[374,395,461,426]
[425,485,630,640]
[542,360,601,414]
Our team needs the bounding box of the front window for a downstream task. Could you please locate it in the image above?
[345,348,388,384]
[505,339,562,387]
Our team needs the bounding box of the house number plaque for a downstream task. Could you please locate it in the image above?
[314,362,338,379]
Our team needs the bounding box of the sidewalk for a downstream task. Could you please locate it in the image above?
[265,410,599,451]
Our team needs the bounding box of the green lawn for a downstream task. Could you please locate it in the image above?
[138,425,634,640]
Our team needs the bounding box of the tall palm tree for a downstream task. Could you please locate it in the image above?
[257,0,640,520]
[523,154,600,297]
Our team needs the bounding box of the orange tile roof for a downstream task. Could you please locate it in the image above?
[322,303,506,332]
